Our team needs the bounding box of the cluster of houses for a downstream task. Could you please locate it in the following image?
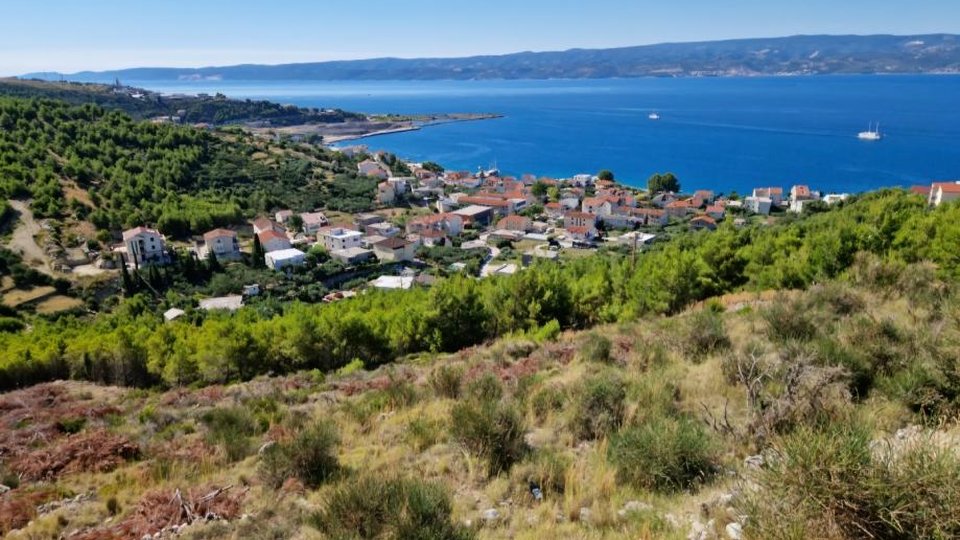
[116,144,960,311]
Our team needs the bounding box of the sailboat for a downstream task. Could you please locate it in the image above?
[858,122,882,141]
[648,112,661,121]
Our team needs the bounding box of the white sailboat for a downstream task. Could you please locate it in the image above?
[648,112,661,120]
[858,122,882,141]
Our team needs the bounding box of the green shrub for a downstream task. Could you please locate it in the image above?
[259,421,339,489]
[684,310,731,358]
[571,372,626,441]
[57,416,87,434]
[406,415,445,451]
[200,406,259,462]
[384,377,419,409]
[466,373,504,402]
[739,420,960,539]
[310,475,473,540]
[577,333,612,364]
[530,384,566,421]
[762,301,818,343]
[609,415,717,492]
[105,496,120,516]
[451,399,527,476]
[516,449,570,498]
[430,364,465,399]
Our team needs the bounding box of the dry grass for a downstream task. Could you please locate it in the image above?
[2,285,56,307]
[34,295,85,314]
[2,283,959,539]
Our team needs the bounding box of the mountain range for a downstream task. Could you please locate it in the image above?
[24,34,960,82]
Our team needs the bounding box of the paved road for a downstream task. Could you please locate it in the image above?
[479,245,502,277]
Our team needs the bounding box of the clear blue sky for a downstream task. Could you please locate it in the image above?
[1,0,958,75]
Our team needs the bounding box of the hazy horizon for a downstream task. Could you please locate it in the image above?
[2,0,960,76]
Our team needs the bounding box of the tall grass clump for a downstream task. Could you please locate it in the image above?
[310,475,473,540]
[576,333,612,364]
[450,390,527,476]
[570,371,627,441]
[608,415,717,493]
[684,309,731,358]
[762,300,819,343]
[430,364,465,399]
[200,406,258,462]
[259,421,339,489]
[740,419,960,539]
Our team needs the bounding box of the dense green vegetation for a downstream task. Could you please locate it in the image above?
[0,97,374,237]
[0,78,365,125]
[1,189,957,391]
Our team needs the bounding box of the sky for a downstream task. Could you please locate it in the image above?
[1,0,959,75]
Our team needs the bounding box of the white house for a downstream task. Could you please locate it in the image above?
[359,160,389,179]
[252,217,284,236]
[257,230,292,253]
[300,212,329,235]
[122,226,168,266]
[928,182,960,207]
[265,248,306,270]
[744,196,773,215]
[377,182,396,205]
[318,227,364,252]
[201,228,241,261]
[373,237,416,262]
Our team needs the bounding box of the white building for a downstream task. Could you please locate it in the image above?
[744,196,773,215]
[199,296,244,312]
[122,226,168,266]
[201,229,241,261]
[265,248,307,270]
[928,182,960,207]
[319,227,364,252]
[300,212,329,235]
[257,230,292,253]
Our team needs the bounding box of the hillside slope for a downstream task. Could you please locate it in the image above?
[28,34,960,82]
[2,272,960,539]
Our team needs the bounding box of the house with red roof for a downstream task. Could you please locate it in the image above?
[257,230,292,253]
[122,226,169,266]
[201,228,241,261]
[691,215,718,231]
[929,182,960,207]
[752,187,784,206]
[407,213,464,236]
[564,211,598,241]
[497,215,534,233]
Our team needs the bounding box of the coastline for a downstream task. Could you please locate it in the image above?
[252,113,502,145]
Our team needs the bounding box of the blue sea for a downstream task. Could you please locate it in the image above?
[128,76,960,195]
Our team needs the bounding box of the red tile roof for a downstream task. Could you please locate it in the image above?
[203,228,236,242]
[932,182,960,194]
[122,226,160,241]
[374,237,411,250]
[257,230,287,244]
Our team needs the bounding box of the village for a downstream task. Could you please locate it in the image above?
[112,145,960,316]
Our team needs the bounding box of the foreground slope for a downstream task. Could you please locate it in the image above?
[2,269,960,539]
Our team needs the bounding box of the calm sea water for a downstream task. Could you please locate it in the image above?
[128,77,960,195]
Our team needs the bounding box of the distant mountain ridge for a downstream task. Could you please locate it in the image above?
[25,34,960,82]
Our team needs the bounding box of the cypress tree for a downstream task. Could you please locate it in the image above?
[252,234,265,268]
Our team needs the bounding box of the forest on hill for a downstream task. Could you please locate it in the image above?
[0,97,377,238]
[0,78,365,125]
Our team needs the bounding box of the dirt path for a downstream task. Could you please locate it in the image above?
[5,199,55,276]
